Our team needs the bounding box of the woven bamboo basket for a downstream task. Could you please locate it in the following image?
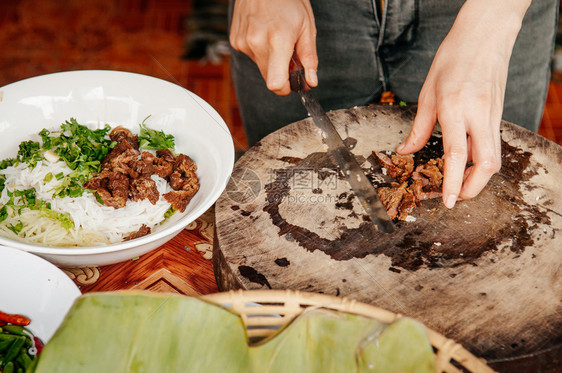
[201,289,495,373]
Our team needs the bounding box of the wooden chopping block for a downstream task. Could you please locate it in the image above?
[213,104,561,368]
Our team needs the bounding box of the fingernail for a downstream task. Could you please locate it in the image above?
[396,143,406,153]
[444,194,457,209]
[306,69,318,86]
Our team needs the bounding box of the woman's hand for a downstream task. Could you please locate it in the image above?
[230,0,318,95]
[397,0,531,208]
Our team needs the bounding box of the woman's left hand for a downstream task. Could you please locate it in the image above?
[397,0,532,209]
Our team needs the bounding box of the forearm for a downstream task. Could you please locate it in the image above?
[451,0,532,60]
[398,0,533,207]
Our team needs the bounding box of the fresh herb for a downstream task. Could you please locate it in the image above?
[0,206,7,222]
[164,206,176,219]
[39,128,53,148]
[7,221,23,234]
[13,189,36,206]
[138,116,175,151]
[16,140,42,167]
[0,187,74,230]
[1,118,116,199]
[39,208,74,229]
[93,191,105,205]
[0,158,15,170]
[43,172,54,183]
[39,118,115,198]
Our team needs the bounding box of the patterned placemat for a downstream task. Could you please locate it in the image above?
[63,207,218,295]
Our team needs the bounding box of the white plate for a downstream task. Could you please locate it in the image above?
[0,70,234,267]
[0,245,81,342]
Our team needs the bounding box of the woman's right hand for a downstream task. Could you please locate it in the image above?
[230,0,319,95]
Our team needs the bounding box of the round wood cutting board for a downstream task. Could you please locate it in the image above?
[213,105,562,365]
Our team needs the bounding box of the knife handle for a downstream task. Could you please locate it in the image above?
[289,51,308,93]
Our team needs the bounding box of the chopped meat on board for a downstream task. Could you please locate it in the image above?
[410,179,442,201]
[377,182,410,220]
[373,150,445,221]
[376,182,420,220]
[398,190,418,220]
[373,152,414,182]
[415,158,443,189]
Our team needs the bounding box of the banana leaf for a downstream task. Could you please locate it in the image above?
[31,292,250,373]
[356,317,437,373]
[249,308,386,373]
[249,308,436,373]
[31,292,436,373]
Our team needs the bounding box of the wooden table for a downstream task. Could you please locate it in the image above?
[62,207,218,296]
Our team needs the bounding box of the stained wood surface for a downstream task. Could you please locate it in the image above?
[214,104,562,363]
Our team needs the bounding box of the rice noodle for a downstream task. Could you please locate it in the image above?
[0,160,174,246]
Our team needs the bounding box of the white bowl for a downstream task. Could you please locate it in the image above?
[0,70,234,267]
[0,245,81,342]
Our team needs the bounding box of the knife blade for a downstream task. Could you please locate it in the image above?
[289,53,395,233]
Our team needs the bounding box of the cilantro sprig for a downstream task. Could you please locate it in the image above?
[38,118,116,198]
[16,140,42,167]
[138,116,175,151]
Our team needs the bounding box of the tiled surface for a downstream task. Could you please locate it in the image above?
[1,0,560,149]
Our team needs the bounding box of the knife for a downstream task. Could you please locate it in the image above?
[289,53,395,233]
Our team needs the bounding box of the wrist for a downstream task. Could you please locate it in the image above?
[453,0,531,56]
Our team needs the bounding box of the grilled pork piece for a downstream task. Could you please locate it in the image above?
[124,224,151,241]
[84,170,130,208]
[373,151,444,221]
[373,152,414,183]
[164,188,198,213]
[109,126,139,150]
[85,127,199,210]
[130,176,159,204]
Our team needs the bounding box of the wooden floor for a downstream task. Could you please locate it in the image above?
[0,0,561,147]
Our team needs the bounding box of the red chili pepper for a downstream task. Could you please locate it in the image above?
[34,336,44,356]
[0,311,31,326]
